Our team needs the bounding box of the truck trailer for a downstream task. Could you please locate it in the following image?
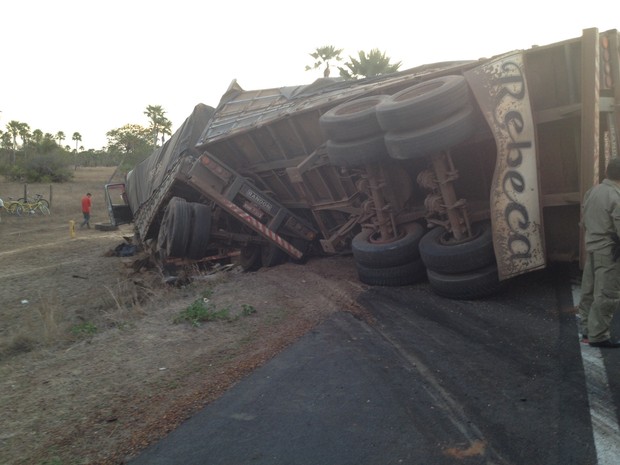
[105,27,620,299]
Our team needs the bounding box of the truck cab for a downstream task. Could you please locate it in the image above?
[104,183,132,226]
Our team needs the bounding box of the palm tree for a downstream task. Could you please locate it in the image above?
[72,132,83,170]
[0,132,11,151]
[72,132,82,152]
[55,131,65,147]
[339,49,402,80]
[160,118,172,145]
[144,105,171,146]
[18,123,31,160]
[305,46,343,78]
[32,129,43,144]
[6,120,27,164]
[18,123,31,144]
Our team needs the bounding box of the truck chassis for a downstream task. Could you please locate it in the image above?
[106,28,620,299]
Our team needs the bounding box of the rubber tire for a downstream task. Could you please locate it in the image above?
[187,203,212,260]
[320,95,390,142]
[95,222,118,231]
[426,264,502,300]
[384,104,476,160]
[9,204,23,216]
[376,75,471,132]
[356,259,427,287]
[261,244,288,267]
[158,197,190,258]
[240,244,262,271]
[419,221,495,274]
[326,133,388,167]
[352,223,424,269]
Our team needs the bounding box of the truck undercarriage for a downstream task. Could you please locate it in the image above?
[106,28,620,299]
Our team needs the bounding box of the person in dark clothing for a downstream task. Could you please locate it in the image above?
[578,158,620,348]
[80,192,92,229]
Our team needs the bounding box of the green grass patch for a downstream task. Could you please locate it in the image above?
[173,299,231,327]
[200,288,214,299]
[70,322,97,338]
[174,295,257,327]
[242,304,256,316]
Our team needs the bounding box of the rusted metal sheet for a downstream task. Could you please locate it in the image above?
[465,53,546,280]
[198,62,478,148]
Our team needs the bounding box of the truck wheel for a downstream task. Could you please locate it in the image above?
[376,75,471,132]
[419,221,495,274]
[319,95,389,142]
[158,197,191,258]
[94,222,118,231]
[186,203,212,260]
[426,264,502,300]
[384,104,476,160]
[352,223,424,269]
[240,244,262,271]
[356,259,427,287]
[326,133,388,167]
[261,244,288,267]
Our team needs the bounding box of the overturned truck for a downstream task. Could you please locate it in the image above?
[106,28,620,299]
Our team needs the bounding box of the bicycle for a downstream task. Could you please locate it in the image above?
[19,195,51,215]
[18,193,50,210]
[0,197,24,216]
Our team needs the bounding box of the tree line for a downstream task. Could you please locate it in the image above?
[1,46,400,183]
[305,46,401,79]
[0,105,172,182]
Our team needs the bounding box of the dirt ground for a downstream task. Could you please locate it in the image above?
[0,167,369,465]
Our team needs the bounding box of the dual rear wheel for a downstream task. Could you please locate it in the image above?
[419,221,501,299]
[352,223,426,287]
[157,198,212,261]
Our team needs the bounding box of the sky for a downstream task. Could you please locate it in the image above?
[2,0,619,150]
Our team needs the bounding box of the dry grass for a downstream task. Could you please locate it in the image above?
[1,291,63,357]
[37,289,61,343]
[0,166,134,357]
[2,165,123,219]
[99,273,167,327]
[0,167,365,465]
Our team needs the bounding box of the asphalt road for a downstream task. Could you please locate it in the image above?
[128,264,620,465]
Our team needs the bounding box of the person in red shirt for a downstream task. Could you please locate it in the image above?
[80,193,92,229]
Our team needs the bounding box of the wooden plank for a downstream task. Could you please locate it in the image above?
[579,28,601,267]
[605,30,620,157]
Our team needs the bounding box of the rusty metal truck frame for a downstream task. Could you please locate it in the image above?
[106,27,620,299]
